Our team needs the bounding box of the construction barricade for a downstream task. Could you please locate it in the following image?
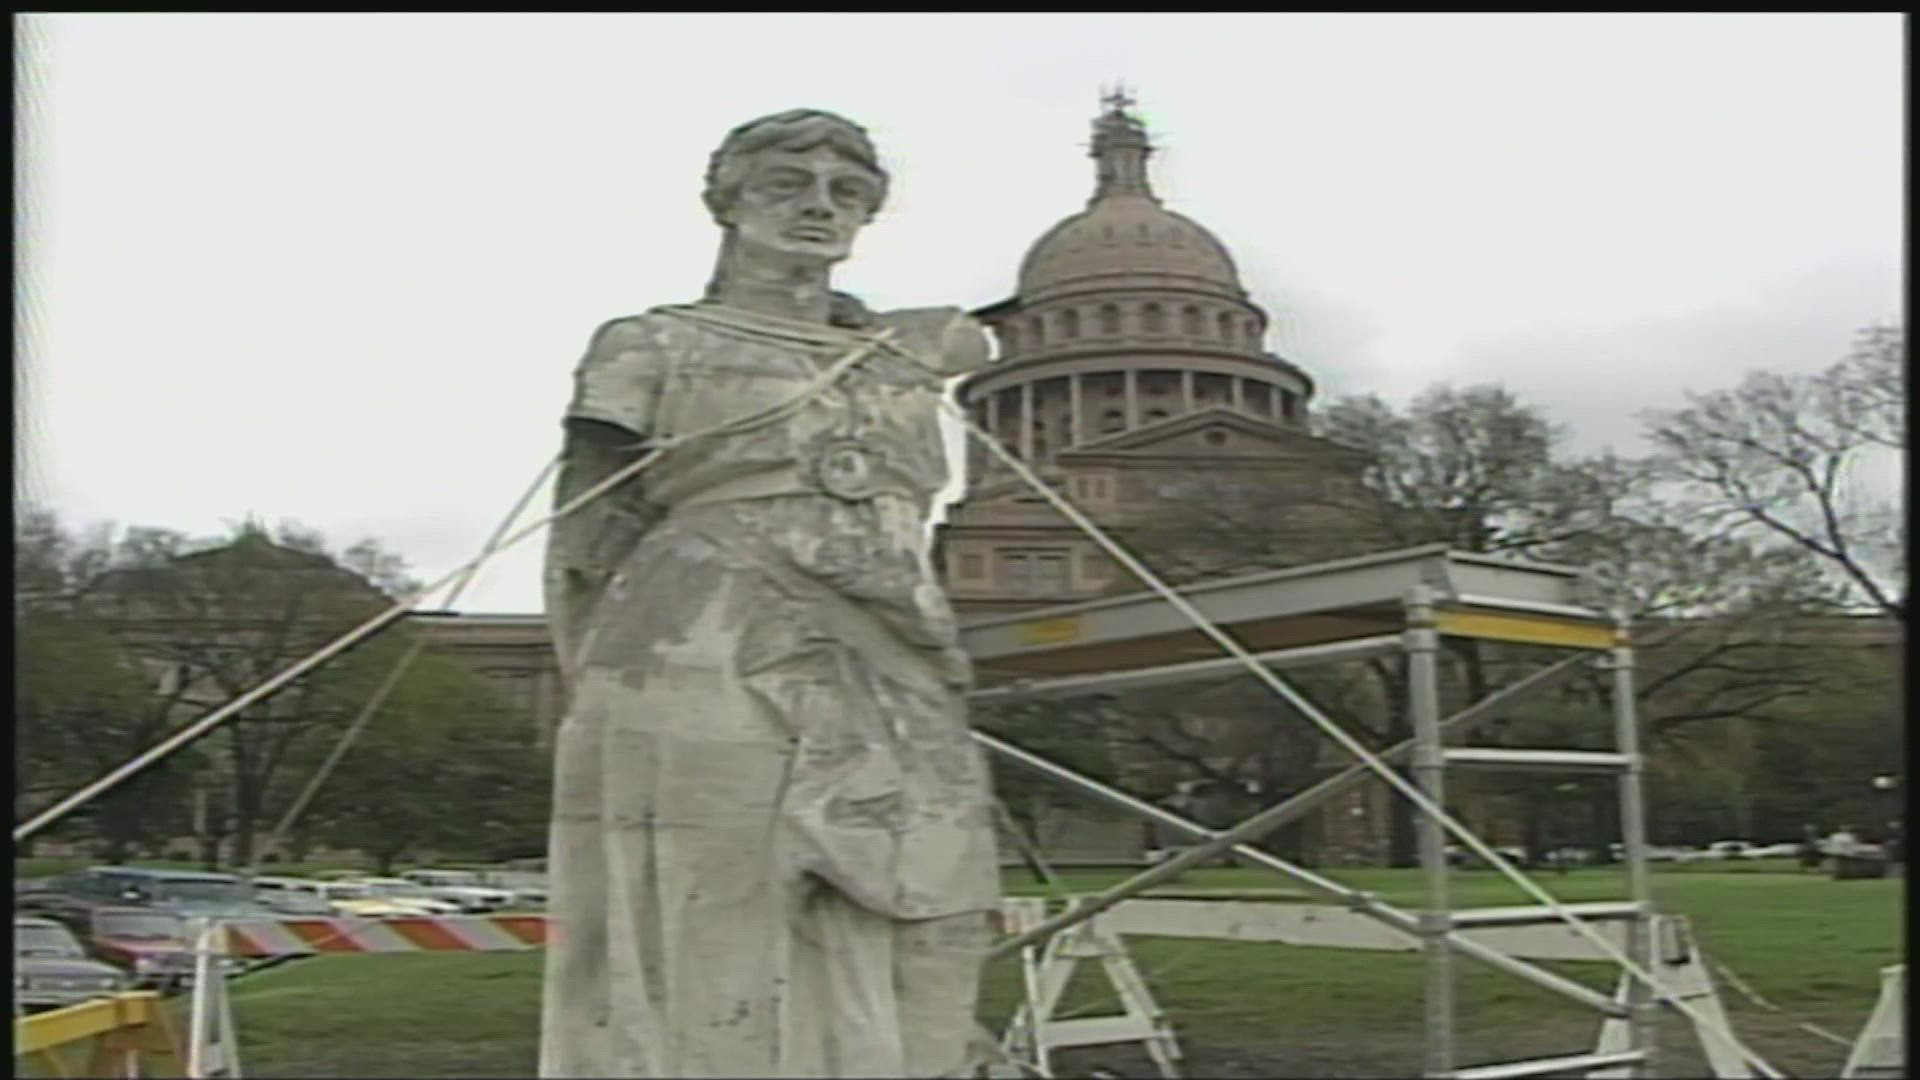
[14,990,186,1079]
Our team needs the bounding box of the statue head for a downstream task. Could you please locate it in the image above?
[702,109,889,266]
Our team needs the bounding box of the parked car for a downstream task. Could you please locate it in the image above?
[250,877,356,916]
[399,870,515,913]
[251,876,432,918]
[1645,845,1693,862]
[333,877,463,915]
[86,907,198,989]
[14,915,129,1012]
[1705,840,1754,860]
[26,866,275,925]
[472,868,550,907]
[1746,842,1802,859]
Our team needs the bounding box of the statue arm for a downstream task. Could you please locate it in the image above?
[544,317,672,682]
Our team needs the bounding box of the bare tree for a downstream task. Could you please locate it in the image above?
[1642,324,1906,622]
[1127,385,1858,865]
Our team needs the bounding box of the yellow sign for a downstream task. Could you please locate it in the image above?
[1017,616,1084,647]
[1436,609,1613,651]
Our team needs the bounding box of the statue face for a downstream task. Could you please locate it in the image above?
[722,145,882,264]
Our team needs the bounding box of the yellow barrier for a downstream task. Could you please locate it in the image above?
[1435,608,1616,650]
[14,991,185,1078]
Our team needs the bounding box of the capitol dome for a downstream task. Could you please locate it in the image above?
[1017,196,1245,302]
[1016,102,1245,302]
[958,91,1316,476]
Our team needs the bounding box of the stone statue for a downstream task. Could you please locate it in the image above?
[539,109,1001,1079]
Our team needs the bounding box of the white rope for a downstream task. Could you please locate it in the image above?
[940,398,1786,1080]
[13,325,895,843]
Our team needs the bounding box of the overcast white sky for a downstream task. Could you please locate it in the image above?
[17,13,1903,614]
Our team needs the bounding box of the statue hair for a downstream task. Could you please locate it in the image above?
[701,109,890,224]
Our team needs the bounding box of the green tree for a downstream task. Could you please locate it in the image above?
[296,649,547,873]
[20,513,535,870]
[14,607,177,860]
[974,699,1124,863]
[15,510,200,860]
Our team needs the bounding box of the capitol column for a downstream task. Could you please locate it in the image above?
[1124,368,1139,428]
[1020,380,1035,461]
[1068,373,1083,448]
[1232,376,1245,412]
[985,390,1001,471]
[1182,370,1195,413]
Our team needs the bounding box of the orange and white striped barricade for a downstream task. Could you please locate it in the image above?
[186,914,551,1078]
[219,913,550,957]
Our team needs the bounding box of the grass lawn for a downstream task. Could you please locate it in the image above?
[15,865,1901,1078]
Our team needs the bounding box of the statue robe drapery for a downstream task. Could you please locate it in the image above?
[538,304,1000,1079]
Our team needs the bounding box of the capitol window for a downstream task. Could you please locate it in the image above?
[1002,548,1071,597]
[1142,303,1165,334]
[1060,309,1080,339]
[1182,305,1202,337]
[1100,409,1125,433]
[1217,311,1234,340]
[1099,304,1121,335]
[1030,317,1045,345]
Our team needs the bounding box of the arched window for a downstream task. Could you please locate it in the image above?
[1030,317,1045,346]
[1142,303,1165,334]
[1244,320,1259,348]
[1145,408,1171,423]
[1182,306,1202,337]
[1099,304,1121,335]
[1060,309,1080,340]
[1280,389,1299,420]
[1217,311,1235,341]
[1100,410,1126,433]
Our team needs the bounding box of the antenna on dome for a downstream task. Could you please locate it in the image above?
[1090,82,1154,202]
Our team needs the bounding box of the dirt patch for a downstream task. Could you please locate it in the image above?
[1047,1040,1421,1078]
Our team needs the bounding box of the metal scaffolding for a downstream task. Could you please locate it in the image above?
[960,544,1664,1079]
